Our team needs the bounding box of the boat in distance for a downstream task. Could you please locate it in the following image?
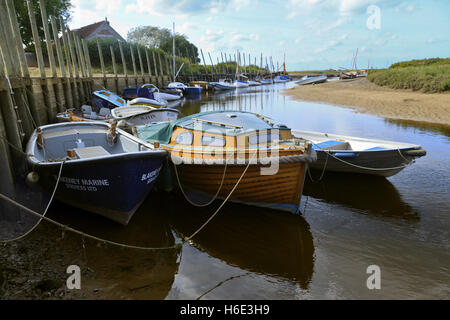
[135,111,317,213]
[292,129,426,177]
[296,75,328,86]
[112,105,180,127]
[26,122,167,225]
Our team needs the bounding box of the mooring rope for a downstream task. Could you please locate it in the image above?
[173,159,228,207]
[0,192,181,251]
[307,140,415,172]
[1,160,64,243]
[184,150,258,241]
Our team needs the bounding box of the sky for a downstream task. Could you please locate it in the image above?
[69,0,450,71]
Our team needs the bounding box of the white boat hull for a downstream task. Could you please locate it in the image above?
[292,130,426,177]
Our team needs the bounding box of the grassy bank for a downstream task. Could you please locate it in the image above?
[367,58,450,93]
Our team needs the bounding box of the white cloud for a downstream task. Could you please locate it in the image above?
[95,0,123,14]
[126,0,232,16]
[314,33,348,53]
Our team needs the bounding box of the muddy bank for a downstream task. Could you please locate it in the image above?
[283,78,450,126]
[0,195,180,300]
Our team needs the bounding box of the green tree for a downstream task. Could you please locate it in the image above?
[14,0,72,51]
[160,35,200,63]
[127,26,200,63]
[127,26,171,49]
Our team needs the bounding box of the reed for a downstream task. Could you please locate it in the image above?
[367,58,450,93]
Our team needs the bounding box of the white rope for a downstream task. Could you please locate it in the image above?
[308,141,414,172]
[174,160,227,207]
[0,192,180,251]
[1,160,64,243]
[185,150,257,241]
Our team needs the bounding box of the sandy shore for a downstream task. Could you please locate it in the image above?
[283,78,450,126]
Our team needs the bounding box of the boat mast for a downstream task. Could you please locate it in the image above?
[172,22,176,82]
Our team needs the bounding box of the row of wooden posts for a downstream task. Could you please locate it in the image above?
[0,0,281,212]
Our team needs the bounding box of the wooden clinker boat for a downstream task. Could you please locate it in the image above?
[135,111,317,213]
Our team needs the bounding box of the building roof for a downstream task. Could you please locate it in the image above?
[72,18,125,41]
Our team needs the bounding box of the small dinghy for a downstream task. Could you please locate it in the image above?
[211,79,235,91]
[296,75,327,86]
[233,79,249,88]
[292,130,426,177]
[260,79,273,85]
[57,90,126,122]
[248,80,262,86]
[128,85,168,107]
[123,84,183,101]
[274,75,291,83]
[112,105,180,127]
[26,122,167,225]
[168,82,203,95]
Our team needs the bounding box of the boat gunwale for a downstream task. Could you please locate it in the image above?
[292,129,423,151]
[26,121,167,165]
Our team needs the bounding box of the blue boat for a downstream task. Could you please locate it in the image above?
[168,82,202,95]
[273,75,291,83]
[92,90,127,110]
[26,122,167,225]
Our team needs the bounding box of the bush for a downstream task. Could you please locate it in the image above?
[367,59,450,93]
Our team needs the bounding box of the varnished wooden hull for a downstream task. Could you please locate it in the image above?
[174,161,307,213]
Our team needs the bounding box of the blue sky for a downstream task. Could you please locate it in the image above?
[69,0,450,71]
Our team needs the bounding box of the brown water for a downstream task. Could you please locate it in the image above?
[1,83,449,299]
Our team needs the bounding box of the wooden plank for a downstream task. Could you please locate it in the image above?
[145,49,152,77]
[60,18,78,108]
[4,0,38,132]
[118,41,127,77]
[0,40,22,149]
[110,45,119,93]
[157,52,164,77]
[152,50,159,77]
[97,40,106,78]
[39,0,57,78]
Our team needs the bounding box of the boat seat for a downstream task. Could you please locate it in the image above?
[99,107,111,118]
[312,140,349,150]
[81,105,92,114]
[364,146,387,151]
[74,146,111,159]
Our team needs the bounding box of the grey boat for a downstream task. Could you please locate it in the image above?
[296,75,328,86]
[292,129,426,177]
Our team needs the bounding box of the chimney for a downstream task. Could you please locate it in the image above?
[105,17,109,25]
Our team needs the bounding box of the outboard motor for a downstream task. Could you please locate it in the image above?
[137,87,155,100]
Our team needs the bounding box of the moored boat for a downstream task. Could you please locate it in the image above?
[26,121,167,224]
[233,79,249,88]
[56,90,126,122]
[273,75,291,83]
[135,111,316,213]
[210,79,235,91]
[112,105,180,127]
[296,75,327,86]
[168,82,203,95]
[128,85,169,107]
[292,129,426,177]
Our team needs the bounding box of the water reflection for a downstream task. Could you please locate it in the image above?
[304,171,419,220]
[385,118,450,138]
[47,194,180,299]
[167,197,315,289]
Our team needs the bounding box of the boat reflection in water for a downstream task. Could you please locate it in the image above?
[168,199,315,289]
[304,171,419,220]
[47,193,180,299]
